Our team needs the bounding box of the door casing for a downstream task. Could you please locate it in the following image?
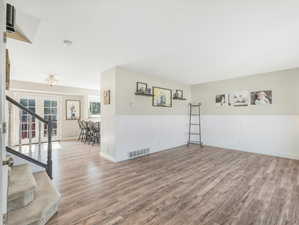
[10,93,62,146]
[0,0,7,224]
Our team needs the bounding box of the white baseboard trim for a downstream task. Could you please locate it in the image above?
[100,152,117,162]
[62,137,78,141]
[205,144,299,160]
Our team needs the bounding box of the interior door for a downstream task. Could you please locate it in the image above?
[12,94,61,145]
[19,98,38,144]
[41,99,59,142]
[0,0,7,224]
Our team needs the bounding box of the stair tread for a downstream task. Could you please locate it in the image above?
[8,164,37,201]
[8,171,61,225]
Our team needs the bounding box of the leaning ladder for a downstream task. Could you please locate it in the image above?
[187,103,203,147]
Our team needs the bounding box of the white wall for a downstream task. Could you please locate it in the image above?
[100,68,117,161]
[114,115,189,161]
[101,67,299,162]
[101,67,191,162]
[191,68,299,159]
[201,115,299,159]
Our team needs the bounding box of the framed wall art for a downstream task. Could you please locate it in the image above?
[152,87,172,107]
[228,91,250,107]
[66,100,81,120]
[216,94,228,106]
[251,90,272,105]
[103,90,111,105]
[136,82,147,93]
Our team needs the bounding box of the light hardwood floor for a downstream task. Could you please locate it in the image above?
[45,142,299,225]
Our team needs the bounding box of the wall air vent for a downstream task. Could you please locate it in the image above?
[128,148,150,159]
[6,4,16,33]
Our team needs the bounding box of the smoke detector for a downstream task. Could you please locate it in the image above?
[63,40,72,47]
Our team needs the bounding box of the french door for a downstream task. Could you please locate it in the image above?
[12,94,61,146]
[42,99,58,142]
[19,98,38,144]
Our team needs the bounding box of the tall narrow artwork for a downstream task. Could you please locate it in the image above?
[103,90,111,105]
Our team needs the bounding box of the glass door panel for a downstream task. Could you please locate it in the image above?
[19,98,37,143]
[43,100,58,140]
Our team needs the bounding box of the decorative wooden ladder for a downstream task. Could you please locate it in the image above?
[187,103,203,147]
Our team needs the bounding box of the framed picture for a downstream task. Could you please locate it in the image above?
[216,94,228,106]
[174,89,184,98]
[136,82,147,93]
[88,96,100,117]
[152,87,172,107]
[66,100,81,120]
[103,90,111,105]
[251,90,272,105]
[228,91,250,107]
[89,102,101,117]
[6,49,10,90]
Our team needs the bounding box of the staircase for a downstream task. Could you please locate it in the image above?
[4,95,60,225]
[7,164,60,225]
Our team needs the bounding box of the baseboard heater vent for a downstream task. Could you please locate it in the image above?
[129,148,150,159]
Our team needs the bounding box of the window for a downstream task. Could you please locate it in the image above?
[44,100,58,137]
[20,98,36,139]
[88,96,100,117]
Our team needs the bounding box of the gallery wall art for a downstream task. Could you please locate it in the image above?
[228,91,250,107]
[136,82,147,93]
[134,81,187,107]
[66,100,81,120]
[251,90,272,105]
[216,94,228,106]
[152,87,172,107]
[216,90,273,107]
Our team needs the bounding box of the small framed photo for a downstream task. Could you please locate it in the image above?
[66,100,81,120]
[103,90,111,105]
[216,94,228,106]
[174,89,184,98]
[136,82,147,93]
[251,90,272,105]
[228,91,250,107]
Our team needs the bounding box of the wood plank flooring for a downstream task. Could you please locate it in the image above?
[46,142,299,225]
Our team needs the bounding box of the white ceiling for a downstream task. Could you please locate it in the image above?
[7,0,299,89]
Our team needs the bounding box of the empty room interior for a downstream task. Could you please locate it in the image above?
[0,0,299,225]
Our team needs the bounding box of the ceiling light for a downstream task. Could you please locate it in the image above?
[63,40,72,46]
[46,74,59,87]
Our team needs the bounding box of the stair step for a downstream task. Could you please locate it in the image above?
[8,164,37,212]
[8,171,61,225]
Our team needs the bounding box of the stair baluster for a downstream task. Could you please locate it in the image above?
[5,95,53,179]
